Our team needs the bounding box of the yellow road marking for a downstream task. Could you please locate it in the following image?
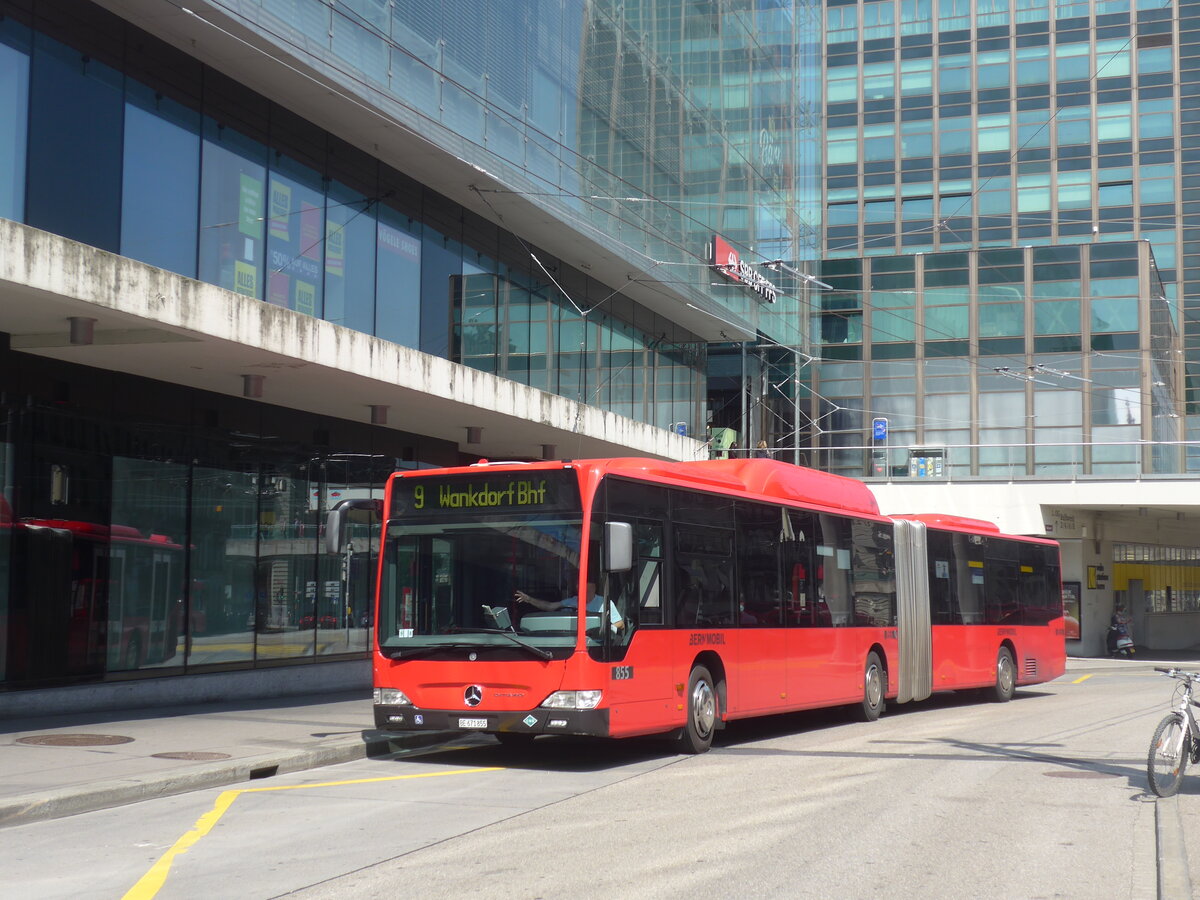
[122,767,502,900]
[1072,674,1094,684]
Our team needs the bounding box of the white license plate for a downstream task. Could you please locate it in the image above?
[458,718,488,729]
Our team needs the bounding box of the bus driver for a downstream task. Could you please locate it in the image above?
[514,581,625,633]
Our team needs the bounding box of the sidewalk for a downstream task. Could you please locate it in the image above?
[0,690,447,828]
[2,653,1199,833]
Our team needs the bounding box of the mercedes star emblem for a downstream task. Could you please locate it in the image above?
[464,685,483,707]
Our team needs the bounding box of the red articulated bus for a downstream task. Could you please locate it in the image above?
[328,458,1065,753]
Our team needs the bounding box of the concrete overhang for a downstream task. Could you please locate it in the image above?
[868,478,1200,539]
[93,0,754,342]
[0,219,701,462]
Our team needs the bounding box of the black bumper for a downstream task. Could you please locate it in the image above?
[374,704,610,738]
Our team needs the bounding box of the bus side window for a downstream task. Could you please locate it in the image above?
[734,502,781,627]
[632,522,664,626]
[781,511,815,626]
[926,530,960,624]
[815,514,854,626]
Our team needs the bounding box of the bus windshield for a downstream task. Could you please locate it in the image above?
[378,470,609,657]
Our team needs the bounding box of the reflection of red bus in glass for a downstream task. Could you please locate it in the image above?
[330,459,1065,753]
[6,517,184,674]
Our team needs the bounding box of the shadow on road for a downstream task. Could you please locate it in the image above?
[362,689,1077,775]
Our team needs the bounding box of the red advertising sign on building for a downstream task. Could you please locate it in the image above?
[711,235,778,303]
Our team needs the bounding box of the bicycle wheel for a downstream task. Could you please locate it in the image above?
[1147,713,1190,798]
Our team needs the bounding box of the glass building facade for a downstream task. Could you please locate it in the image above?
[814,0,1190,476]
[0,0,824,691]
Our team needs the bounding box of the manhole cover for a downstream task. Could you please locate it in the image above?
[151,751,232,761]
[16,733,134,747]
[1043,770,1118,779]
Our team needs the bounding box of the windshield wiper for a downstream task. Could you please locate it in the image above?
[383,642,484,660]
[451,628,554,660]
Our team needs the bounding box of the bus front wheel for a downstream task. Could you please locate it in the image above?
[990,647,1016,702]
[859,651,885,722]
[679,664,717,754]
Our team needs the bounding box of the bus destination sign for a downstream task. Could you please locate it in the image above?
[391,471,580,519]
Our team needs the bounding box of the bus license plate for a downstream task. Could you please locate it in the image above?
[458,718,487,729]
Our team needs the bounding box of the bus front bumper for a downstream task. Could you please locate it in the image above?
[374,704,610,738]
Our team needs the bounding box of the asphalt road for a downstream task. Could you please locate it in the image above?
[5,667,1173,899]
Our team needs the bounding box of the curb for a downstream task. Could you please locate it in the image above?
[1156,796,1194,900]
[0,731,452,829]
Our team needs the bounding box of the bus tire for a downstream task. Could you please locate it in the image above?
[990,647,1016,702]
[679,664,717,754]
[859,651,885,722]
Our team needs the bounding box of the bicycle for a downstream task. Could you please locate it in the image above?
[1146,667,1200,797]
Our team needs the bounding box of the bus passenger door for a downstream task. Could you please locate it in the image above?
[732,503,788,715]
[782,511,840,706]
[600,521,672,735]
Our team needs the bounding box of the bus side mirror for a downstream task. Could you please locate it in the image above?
[326,498,383,555]
[604,521,633,572]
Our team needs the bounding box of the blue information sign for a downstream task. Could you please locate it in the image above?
[872,417,888,441]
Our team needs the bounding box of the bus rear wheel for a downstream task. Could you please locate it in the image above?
[990,647,1016,702]
[858,651,885,722]
[679,664,717,754]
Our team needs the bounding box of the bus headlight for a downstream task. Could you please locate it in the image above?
[374,688,412,706]
[540,690,603,710]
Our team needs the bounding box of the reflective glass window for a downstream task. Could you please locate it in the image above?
[1057,173,1091,208]
[1095,39,1131,77]
[1017,111,1052,149]
[324,181,377,334]
[900,59,933,95]
[1138,47,1173,75]
[978,114,1011,152]
[938,0,971,29]
[108,459,189,672]
[862,0,896,38]
[253,462,317,661]
[827,139,859,164]
[1096,103,1133,140]
[1055,107,1091,147]
[1098,182,1134,207]
[1034,300,1080,334]
[188,464,257,666]
[200,119,267,299]
[826,71,859,103]
[1016,47,1050,85]
[864,199,896,222]
[26,34,122,252]
[0,439,10,681]
[420,226,461,357]
[871,309,916,342]
[979,303,1024,337]
[0,20,29,222]
[1139,111,1173,140]
[1091,297,1139,333]
[121,83,201,278]
[265,152,325,316]
[1139,178,1173,205]
[976,52,1011,90]
[978,0,1010,26]
[925,304,969,338]
[938,55,971,92]
[1055,43,1090,81]
[827,6,859,42]
[375,205,422,347]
